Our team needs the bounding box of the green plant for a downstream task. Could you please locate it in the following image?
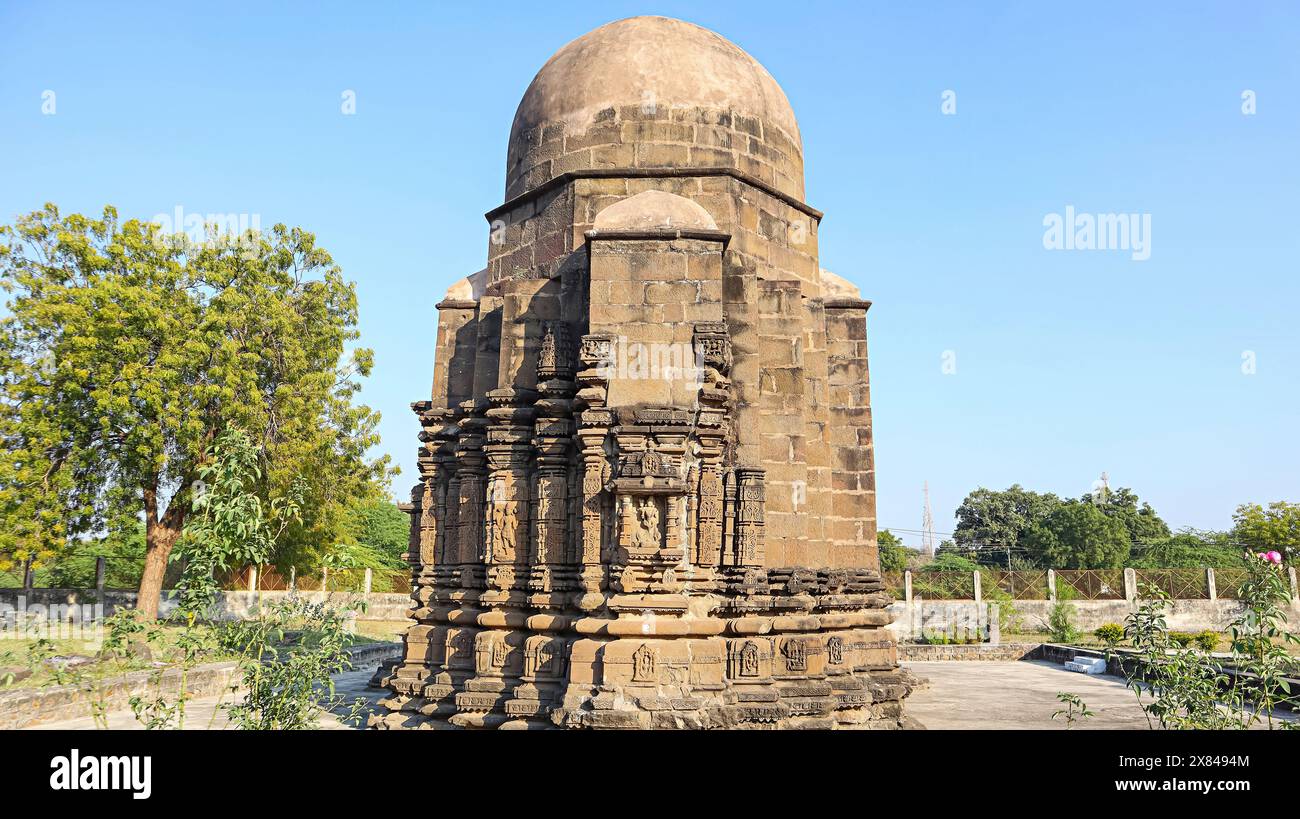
[878,529,919,573]
[917,630,942,645]
[99,609,153,657]
[0,648,17,687]
[1047,587,1080,643]
[1122,584,1232,729]
[979,577,1024,634]
[128,618,216,730]
[173,429,302,617]
[219,596,368,730]
[1225,552,1299,728]
[1193,631,1219,653]
[1115,553,1300,730]
[1094,623,1125,647]
[1052,692,1094,728]
[124,428,303,729]
[26,635,125,729]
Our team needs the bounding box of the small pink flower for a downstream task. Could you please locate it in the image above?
[1267,551,1283,565]
[1257,552,1269,561]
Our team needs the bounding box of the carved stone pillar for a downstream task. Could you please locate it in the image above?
[454,401,489,594]
[692,321,732,572]
[734,467,767,568]
[574,333,615,609]
[418,405,459,593]
[483,389,535,601]
[530,321,575,596]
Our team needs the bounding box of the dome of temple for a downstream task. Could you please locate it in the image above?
[818,268,862,299]
[591,190,719,233]
[506,16,804,200]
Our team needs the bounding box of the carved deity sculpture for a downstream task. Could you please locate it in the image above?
[631,497,661,552]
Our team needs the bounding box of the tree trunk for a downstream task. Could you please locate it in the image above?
[136,481,185,621]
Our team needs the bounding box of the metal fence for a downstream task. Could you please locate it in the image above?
[909,571,976,600]
[881,572,906,600]
[1133,568,1209,600]
[1212,568,1250,600]
[1056,569,1126,600]
[990,569,1049,600]
[887,567,1294,602]
[218,566,412,594]
[3,560,1285,604]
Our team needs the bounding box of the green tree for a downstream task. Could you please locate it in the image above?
[920,551,981,573]
[953,485,1061,565]
[876,529,916,573]
[1131,530,1237,569]
[0,204,391,619]
[1232,501,1300,563]
[346,500,410,566]
[1081,487,1169,544]
[1023,502,1131,568]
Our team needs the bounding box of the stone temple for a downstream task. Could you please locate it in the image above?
[373,15,917,729]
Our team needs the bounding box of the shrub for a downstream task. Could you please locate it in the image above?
[1101,554,1299,730]
[980,577,1024,634]
[1094,623,1125,647]
[219,596,367,730]
[1047,599,1080,643]
[1194,631,1219,653]
[1168,631,1196,648]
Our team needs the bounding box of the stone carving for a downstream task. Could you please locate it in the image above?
[630,497,662,552]
[827,636,844,666]
[632,644,656,683]
[538,320,572,380]
[535,640,561,676]
[579,334,615,371]
[693,321,732,375]
[782,639,808,672]
[373,16,914,731]
[490,493,515,562]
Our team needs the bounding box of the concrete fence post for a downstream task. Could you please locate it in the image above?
[363,567,373,598]
[1206,567,1217,601]
[1289,567,1298,602]
[903,570,913,603]
[1123,567,1137,602]
[289,566,297,592]
[972,570,982,603]
[22,558,34,590]
[95,557,106,601]
[321,568,329,597]
[247,566,258,592]
[1046,569,1057,602]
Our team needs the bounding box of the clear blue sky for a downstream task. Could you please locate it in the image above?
[2,2,1297,546]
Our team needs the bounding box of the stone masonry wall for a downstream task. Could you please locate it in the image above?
[506,105,805,203]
